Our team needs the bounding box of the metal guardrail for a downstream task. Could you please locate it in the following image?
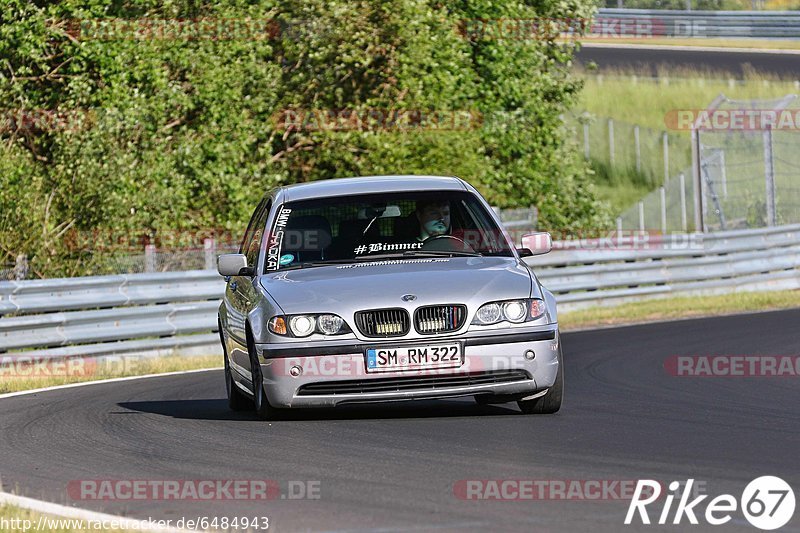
[1,224,798,360]
[595,9,800,39]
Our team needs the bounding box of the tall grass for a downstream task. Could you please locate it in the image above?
[577,69,800,130]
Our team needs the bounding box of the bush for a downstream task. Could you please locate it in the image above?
[0,0,609,277]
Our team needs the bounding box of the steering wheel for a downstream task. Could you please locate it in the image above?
[420,234,476,253]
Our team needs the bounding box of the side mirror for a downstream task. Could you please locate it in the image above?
[516,248,534,258]
[217,254,253,277]
[520,232,552,256]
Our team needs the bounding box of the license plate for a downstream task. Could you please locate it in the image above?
[365,343,463,373]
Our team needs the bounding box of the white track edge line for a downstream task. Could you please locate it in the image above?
[0,491,196,533]
[0,367,222,401]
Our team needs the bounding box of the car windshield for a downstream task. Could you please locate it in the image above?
[265,190,514,271]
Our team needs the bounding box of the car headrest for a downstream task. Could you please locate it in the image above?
[338,219,380,241]
[284,215,332,250]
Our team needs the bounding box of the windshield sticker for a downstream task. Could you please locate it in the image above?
[279,253,294,265]
[354,242,423,255]
[266,208,292,271]
[337,258,450,269]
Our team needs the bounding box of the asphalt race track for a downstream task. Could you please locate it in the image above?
[1,309,799,532]
[576,45,800,78]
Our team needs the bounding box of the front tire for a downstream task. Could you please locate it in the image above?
[248,332,282,420]
[518,345,563,414]
[220,319,250,411]
[225,356,251,411]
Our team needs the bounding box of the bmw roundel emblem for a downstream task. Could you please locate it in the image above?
[401,294,417,302]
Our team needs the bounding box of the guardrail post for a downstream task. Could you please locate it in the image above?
[608,119,615,166]
[679,173,688,232]
[204,238,216,270]
[638,201,645,232]
[13,254,28,281]
[634,125,641,173]
[660,187,667,234]
[144,244,156,273]
[763,125,777,226]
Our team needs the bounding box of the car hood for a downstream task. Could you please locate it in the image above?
[260,257,536,315]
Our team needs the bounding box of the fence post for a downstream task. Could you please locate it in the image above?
[638,201,645,232]
[204,238,216,270]
[763,125,777,226]
[13,254,28,281]
[529,205,538,230]
[145,244,156,273]
[660,187,667,234]
[662,131,669,184]
[608,119,615,166]
[616,216,623,242]
[679,172,688,232]
[583,123,590,159]
[691,127,704,232]
[634,125,641,173]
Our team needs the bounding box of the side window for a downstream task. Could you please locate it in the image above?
[239,199,266,255]
[245,200,272,269]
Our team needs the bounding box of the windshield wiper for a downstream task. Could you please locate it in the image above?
[278,259,369,270]
[402,250,482,257]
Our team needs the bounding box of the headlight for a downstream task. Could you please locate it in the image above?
[269,314,350,336]
[317,314,345,335]
[472,299,546,325]
[475,302,501,324]
[503,301,527,323]
[289,315,316,337]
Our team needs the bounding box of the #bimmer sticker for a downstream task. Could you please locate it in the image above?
[279,253,294,265]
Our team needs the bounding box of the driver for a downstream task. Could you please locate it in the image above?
[415,199,451,241]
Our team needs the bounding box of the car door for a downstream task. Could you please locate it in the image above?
[226,198,271,373]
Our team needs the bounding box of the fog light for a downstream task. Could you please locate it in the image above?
[289,365,302,377]
[524,350,536,360]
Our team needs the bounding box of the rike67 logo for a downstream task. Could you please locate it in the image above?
[626,477,795,530]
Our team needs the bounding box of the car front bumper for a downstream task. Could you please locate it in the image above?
[255,327,560,408]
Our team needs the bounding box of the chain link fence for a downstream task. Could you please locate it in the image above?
[698,94,800,231]
[611,94,800,233]
[571,113,693,190]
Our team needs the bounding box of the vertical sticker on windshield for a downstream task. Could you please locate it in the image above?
[266,208,292,270]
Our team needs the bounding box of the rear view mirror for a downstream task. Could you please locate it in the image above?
[521,232,552,256]
[217,254,253,277]
[357,205,402,219]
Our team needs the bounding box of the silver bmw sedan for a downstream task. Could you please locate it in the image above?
[217,175,562,419]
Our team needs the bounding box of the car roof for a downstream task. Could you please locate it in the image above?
[280,175,467,202]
